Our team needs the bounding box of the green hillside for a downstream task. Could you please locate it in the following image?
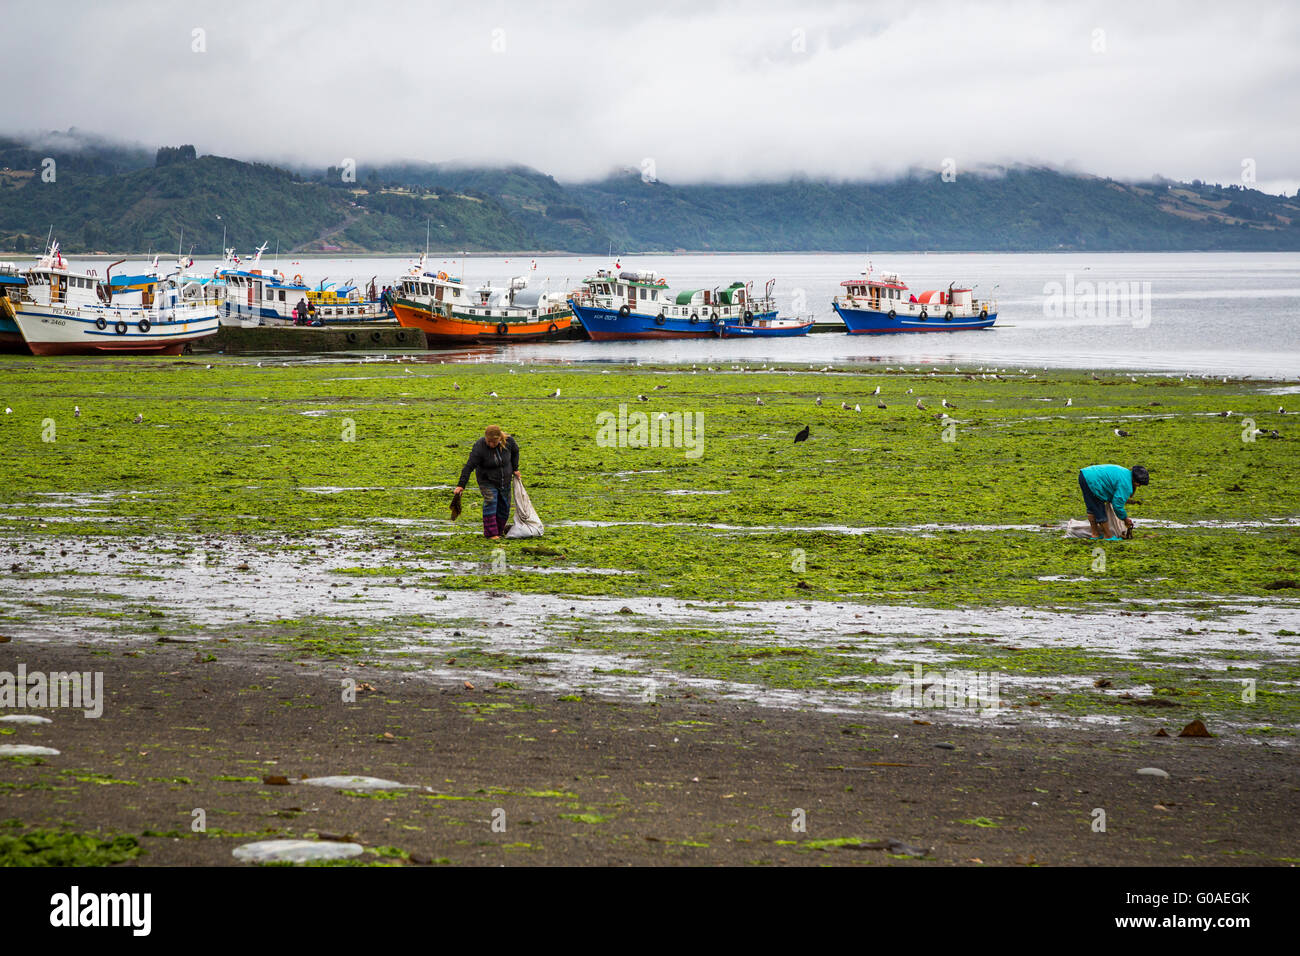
[1,132,1296,254]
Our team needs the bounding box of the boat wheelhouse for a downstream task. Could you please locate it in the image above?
[219,243,311,327]
[8,242,219,355]
[568,269,782,340]
[832,267,997,333]
[389,257,573,343]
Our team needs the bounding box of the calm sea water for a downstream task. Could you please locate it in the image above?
[71,251,1300,376]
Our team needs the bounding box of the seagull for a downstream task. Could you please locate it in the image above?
[905,388,914,395]
[547,389,560,398]
[654,384,667,390]
[877,402,887,409]
[3,407,10,415]
[853,404,861,412]
[74,406,80,418]
[841,402,851,411]
[657,413,667,421]
[453,382,460,390]
[1218,410,1233,417]
[1268,429,1281,438]
[489,391,499,397]
[941,399,956,409]
[815,396,822,407]
[1114,428,1129,437]
[915,399,926,410]
[1279,407,1287,415]
[794,425,810,443]
[637,394,647,402]
[872,386,880,396]
[134,413,144,424]
[1065,398,1072,407]
[206,364,213,370]
[756,397,764,406]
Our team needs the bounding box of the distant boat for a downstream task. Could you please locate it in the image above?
[389,256,573,343]
[832,267,997,333]
[306,277,393,324]
[8,242,219,355]
[568,269,785,340]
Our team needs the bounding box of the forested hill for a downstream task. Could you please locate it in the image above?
[1,134,1296,255]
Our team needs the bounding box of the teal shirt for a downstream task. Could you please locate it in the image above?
[1080,464,1135,519]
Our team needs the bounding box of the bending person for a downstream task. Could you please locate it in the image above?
[1078,463,1149,538]
[455,424,520,540]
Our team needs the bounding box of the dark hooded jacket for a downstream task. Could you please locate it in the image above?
[458,435,519,489]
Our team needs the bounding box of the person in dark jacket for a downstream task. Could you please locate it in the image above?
[455,425,519,539]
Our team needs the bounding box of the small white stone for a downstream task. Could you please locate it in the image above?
[232,840,364,863]
[0,744,60,756]
[0,715,53,725]
[1136,767,1169,778]
[299,775,413,790]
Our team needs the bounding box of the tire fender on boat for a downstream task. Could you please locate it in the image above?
[138,318,151,333]
[980,309,988,319]
[944,311,954,321]
[709,314,719,326]
[887,309,897,320]
[370,330,382,342]
[497,322,509,335]
[918,310,928,321]
[655,313,666,326]
[743,310,753,324]
[95,316,107,331]
[547,323,558,333]
[114,320,127,335]
[618,305,631,318]
[690,313,699,324]
[346,331,359,344]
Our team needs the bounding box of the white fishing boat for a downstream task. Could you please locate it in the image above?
[6,242,220,355]
[219,243,312,327]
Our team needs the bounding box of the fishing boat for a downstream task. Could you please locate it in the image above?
[219,243,312,327]
[7,243,219,355]
[0,263,29,352]
[568,269,786,340]
[306,277,393,324]
[714,285,813,338]
[832,265,997,333]
[389,256,573,343]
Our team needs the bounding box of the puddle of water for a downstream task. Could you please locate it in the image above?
[232,840,363,863]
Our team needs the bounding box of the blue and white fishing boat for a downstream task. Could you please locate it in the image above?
[7,242,219,355]
[568,268,783,340]
[832,266,997,333]
[219,243,312,327]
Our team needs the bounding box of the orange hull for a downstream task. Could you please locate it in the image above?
[391,298,573,343]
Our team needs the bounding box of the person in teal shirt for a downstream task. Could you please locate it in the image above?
[1079,464,1149,538]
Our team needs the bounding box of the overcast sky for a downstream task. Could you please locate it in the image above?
[6,0,1298,194]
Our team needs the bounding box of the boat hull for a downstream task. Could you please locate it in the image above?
[11,303,220,356]
[833,302,996,333]
[571,301,779,340]
[391,297,572,344]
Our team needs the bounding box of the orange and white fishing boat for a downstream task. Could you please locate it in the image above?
[390,256,573,344]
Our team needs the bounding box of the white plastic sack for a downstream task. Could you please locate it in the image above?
[1064,503,1129,539]
[506,475,544,538]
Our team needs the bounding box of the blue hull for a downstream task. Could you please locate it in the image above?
[571,300,777,340]
[833,302,996,333]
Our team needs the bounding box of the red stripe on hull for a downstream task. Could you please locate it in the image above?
[25,340,190,356]
[583,329,717,341]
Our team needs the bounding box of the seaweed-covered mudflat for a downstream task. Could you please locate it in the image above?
[1,354,1297,865]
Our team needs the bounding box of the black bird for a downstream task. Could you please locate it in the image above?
[794,425,811,443]
[1114,428,1130,437]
